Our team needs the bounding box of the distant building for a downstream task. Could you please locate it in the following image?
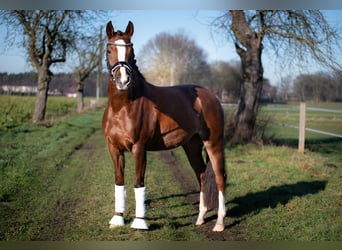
[1,85,37,95]
[0,85,62,96]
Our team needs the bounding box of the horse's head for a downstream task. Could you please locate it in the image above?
[106,21,134,91]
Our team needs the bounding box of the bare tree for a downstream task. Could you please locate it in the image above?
[277,75,293,102]
[214,10,341,143]
[138,31,210,87]
[0,10,95,122]
[210,61,242,102]
[333,69,342,101]
[293,72,338,102]
[73,33,104,113]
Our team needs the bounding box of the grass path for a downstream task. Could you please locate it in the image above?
[1,107,341,240]
[0,108,206,240]
[50,130,206,240]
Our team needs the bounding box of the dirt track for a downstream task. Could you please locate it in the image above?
[157,150,245,240]
[47,131,244,240]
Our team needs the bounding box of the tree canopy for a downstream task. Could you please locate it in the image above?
[138,31,210,87]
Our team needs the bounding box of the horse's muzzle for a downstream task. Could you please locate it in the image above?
[111,61,133,91]
[115,79,131,91]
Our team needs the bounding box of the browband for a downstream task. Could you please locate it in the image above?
[107,42,133,46]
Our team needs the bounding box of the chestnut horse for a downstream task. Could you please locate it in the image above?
[102,21,226,232]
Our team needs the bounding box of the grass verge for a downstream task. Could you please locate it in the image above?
[0,108,102,240]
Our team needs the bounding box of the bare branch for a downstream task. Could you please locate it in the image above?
[213,10,341,72]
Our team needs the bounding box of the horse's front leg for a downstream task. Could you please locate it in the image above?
[107,143,126,229]
[131,144,149,230]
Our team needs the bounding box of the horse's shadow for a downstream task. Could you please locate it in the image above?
[150,180,327,229]
[145,191,199,231]
[206,180,327,228]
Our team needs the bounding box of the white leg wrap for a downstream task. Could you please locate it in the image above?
[213,191,226,232]
[115,184,126,214]
[196,192,207,225]
[218,191,226,220]
[109,185,126,227]
[131,187,148,229]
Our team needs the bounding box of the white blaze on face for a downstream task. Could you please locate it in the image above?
[115,39,129,85]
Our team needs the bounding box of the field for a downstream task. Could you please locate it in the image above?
[0,96,341,240]
[259,103,342,155]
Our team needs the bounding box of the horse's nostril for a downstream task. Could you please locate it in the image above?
[126,76,130,84]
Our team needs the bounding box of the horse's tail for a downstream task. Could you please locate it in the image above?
[203,150,219,210]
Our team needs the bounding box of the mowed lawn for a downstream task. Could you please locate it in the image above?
[0,96,341,240]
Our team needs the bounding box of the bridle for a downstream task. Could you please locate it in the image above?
[110,61,133,78]
[107,41,134,90]
[107,41,133,47]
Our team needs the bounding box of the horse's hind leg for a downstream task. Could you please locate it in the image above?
[204,140,226,232]
[182,136,207,226]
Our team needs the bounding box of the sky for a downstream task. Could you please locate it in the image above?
[0,10,341,85]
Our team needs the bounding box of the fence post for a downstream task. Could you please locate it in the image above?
[298,102,306,153]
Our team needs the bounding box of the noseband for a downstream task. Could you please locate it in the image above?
[111,61,133,77]
[107,42,134,89]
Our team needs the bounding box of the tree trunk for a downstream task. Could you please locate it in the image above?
[230,11,264,143]
[76,81,85,113]
[233,42,263,143]
[32,66,51,123]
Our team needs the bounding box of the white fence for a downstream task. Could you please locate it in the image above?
[266,103,342,152]
[272,121,342,139]
[222,102,342,152]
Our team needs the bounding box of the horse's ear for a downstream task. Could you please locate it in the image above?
[125,21,134,37]
[106,21,115,38]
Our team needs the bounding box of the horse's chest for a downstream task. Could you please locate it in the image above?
[108,118,135,149]
[104,107,147,151]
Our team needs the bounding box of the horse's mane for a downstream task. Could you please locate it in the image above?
[129,48,146,81]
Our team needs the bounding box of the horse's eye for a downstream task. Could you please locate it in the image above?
[107,50,111,54]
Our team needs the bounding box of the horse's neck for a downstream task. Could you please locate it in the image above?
[107,73,147,109]
[107,78,130,108]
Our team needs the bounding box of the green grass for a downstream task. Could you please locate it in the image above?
[0,96,104,130]
[0,96,76,129]
[259,103,342,136]
[0,98,205,240]
[0,109,103,240]
[0,120,206,240]
[59,147,206,240]
[0,98,341,240]
[225,144,341,240]
[258,103,342,156]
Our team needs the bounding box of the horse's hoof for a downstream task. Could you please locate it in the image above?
[195,218,205,226]
[131,218,149,230]
[109,215,125,229]
[212,223,224,232]
[109,224,121,229]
